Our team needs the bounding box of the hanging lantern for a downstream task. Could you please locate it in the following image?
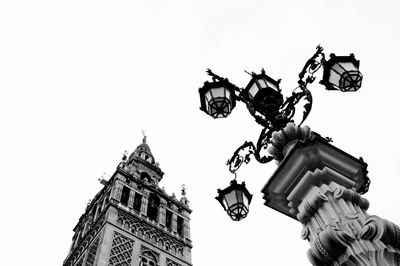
[199,79,236,118]
[242,69,283,115]
[321,53,363,92]
[215,179,253,221]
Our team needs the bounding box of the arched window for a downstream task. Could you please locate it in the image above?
[120,186,131,206]
[177,216,184,237]
[140,250,157,266]
[140,172,153,184]
[133,193,142,212]
[147,194,160,221]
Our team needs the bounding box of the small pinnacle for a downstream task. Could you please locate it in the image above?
[181,184,187,196]
[141,129,147,143]
[121,150,128,161]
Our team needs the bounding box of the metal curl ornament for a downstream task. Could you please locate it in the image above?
[227,128,273,173]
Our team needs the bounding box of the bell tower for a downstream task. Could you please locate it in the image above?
[63,137,192,266]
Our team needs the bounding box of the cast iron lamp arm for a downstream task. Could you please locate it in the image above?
[225,46,326,174]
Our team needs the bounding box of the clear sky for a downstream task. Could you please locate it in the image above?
[1,0,400,265]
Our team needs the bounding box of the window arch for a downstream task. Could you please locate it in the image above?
[140,250,158,266]
[147,193,160,221]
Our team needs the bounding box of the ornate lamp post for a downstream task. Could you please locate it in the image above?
[198,46,400,265]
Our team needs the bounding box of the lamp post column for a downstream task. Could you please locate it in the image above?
[262,124,400,266]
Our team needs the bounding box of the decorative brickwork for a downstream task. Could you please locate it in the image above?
[75,255,84,266]
[166,258,182,266]
[64,214,105,266]
[85,237,100,266]
[116,211,185,257]
[108,232,134,266]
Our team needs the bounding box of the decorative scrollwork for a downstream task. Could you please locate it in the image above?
[357,176,371,195]
[224,47,326,173]
[206,68,226,82]
[227,127,274,173]
[280,86,313,126]
[298,45,325,87]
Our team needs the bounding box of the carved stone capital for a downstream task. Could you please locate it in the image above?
[297,192,328,224]
[361,215,400,250]
[307,227,354,266]
[332,186,369,210]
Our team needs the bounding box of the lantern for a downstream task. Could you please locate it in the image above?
[321,53,363,92]
[215,179,253,221]
[243,69,283,115]
[199,79,236,118]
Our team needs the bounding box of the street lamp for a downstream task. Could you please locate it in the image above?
[320,53,363,92]
[198,46,400,265]
[215,179,252,221]
[198,46,364,219]
[198,71,237,118]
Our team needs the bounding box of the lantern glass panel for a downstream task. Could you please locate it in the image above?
[328,69,341,88]
[242,193,248,207]
[225,88,231,99]
[258,78,268,89]
[205,90,211,103]
[341,62,357,71]
[224,190,237,208]
[266,79,279,91]
[210,87,226,98]
[205,90,211,102]
[222,198,228,210]
[248,82,259,99]
[235,189,243,204]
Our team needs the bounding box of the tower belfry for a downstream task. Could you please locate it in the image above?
[63,138,192,266]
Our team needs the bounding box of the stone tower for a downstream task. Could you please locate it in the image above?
[63,137,192,266]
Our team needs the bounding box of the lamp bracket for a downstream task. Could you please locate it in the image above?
[207,46,355,173]
[225,46,327,173]
[227,127,274,173]
[298,45,325,87]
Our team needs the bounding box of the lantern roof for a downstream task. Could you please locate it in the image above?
[323,53,360,71]
[244,69,281,93]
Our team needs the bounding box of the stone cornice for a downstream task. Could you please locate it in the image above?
[262,134,369,220]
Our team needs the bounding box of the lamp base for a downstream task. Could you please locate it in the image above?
[262,127,400,265]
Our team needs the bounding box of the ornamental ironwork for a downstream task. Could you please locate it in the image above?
[198,46,363,174]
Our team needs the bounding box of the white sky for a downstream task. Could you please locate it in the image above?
[1,0,400,265]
